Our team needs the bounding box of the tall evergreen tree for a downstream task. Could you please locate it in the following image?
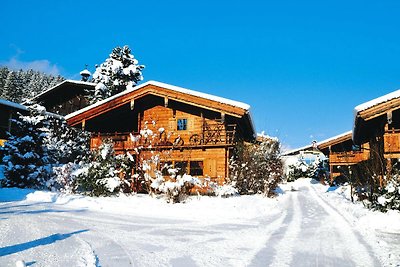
[0,66,65,102]
[1,71,22,102]
[91,45,144,103]
[1,105,52,188]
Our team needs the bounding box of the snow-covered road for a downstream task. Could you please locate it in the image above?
[251,183,384,266]
[0,179,399,266]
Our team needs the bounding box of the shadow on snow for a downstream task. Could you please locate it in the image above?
[0,229,89,257]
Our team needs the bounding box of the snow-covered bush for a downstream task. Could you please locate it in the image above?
[371,178,400,212]
[155,173,200,203]
[74,139,122,196]
[229,136,283,197]
[47,162,80,192]
[286,159,310,182]
[91,45,144,103]
[135,156,200,203]
[286,155,328,183]
[115,152,137,193]
[1,105,53,188]
[209,182,238,198]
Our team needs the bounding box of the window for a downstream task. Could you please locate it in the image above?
[177,119,188,131]
[190,161,203,176]
[175,161,188,176]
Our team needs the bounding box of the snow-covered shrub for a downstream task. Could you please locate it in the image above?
[74,139,122,196]
[229,136,283,197]
[209,182,238,197]
[134,154,200,203]
[115,152,136,193]
[1,104,53,188]
[286,160,309,182]
[155,173,200,203]
[91,45,145,103]
[47,162,80,192]
[286,155,327,183]
[370,177,400,212]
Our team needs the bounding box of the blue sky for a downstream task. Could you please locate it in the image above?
[1,0,400,149]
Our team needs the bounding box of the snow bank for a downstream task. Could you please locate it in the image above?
[312,181,400,233]
[3,189,280,223]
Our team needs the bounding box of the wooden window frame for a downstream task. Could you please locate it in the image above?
[160,159,204,177]
[176,118,188,131]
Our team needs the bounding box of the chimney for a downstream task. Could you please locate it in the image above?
[80,65,91,82]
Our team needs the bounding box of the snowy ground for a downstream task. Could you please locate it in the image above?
[0,178,399,267]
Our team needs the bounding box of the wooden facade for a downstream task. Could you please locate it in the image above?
[28,80,95,116]
[317,131,370,181]
[66,81,255,184]
[353,90,400,185]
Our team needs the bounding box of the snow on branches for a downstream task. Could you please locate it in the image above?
[91,45,145,103]
[229,136,283,197]
[1,104,90,189]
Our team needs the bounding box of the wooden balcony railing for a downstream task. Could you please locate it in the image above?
[329,151,369,165]
[90,123,237,151]
[384,130,400,157]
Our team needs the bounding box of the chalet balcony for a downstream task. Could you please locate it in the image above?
[329,151,369,165]
[384,130,400,158]
[91,123,237,152]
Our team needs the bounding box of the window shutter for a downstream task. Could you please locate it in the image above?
[188,118,194,131]
[168,118,175,131]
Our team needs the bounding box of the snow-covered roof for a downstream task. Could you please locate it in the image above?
[281,144,313,156]
[282,130,352,156]
[148,81,251,110]
[354,89,400,113]
[66,80,251,119]
[316,130,352,148]
[353,89,400,143]
[27,79,96,103]
[0,98,64,120]
[0,98,27,111]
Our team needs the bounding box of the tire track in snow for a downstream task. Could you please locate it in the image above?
[307,184,379,267]
[269,192,302,267]
[48,211,136,266]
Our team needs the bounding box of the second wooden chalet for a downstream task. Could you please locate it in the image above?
[317,131,369,181]
[28,79,96,116]
[65,81,256,181]
[353,89,400,184]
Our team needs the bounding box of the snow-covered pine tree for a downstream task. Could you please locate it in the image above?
[1,71,23,103]
[74,139,122,196]
[0,66,65,102]
[45,116,91,165]
[91,45,144,103]
[1,104,52,188]
[0,67,8,92]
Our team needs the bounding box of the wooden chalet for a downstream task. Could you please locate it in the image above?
[28,79,96,116]
[0,99,28,146]
[317,131,369,181]
[65,81,256,183]
[353,89,400,184]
